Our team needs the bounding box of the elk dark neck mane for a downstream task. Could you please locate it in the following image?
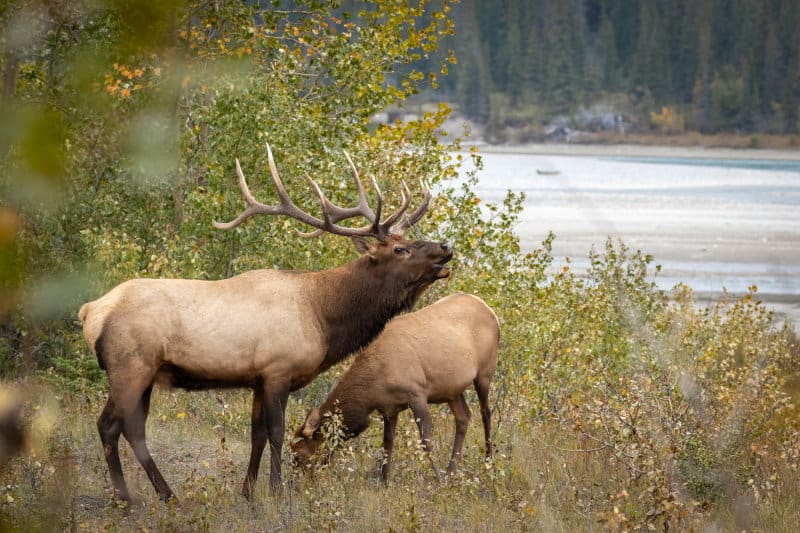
[311,255,426,375]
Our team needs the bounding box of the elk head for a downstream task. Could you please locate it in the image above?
[291,407,324,468]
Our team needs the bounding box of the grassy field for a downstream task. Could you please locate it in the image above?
[2,386,537,531]
[3,349,799,531]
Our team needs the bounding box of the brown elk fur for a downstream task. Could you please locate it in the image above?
[78,233,452,504]
[291,293,499,481]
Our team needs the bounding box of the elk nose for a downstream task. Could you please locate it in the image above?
[440,242,452,253]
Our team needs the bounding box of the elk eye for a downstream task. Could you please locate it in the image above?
[393,246,409,255]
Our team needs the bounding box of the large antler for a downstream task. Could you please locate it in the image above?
[213,144,430,241]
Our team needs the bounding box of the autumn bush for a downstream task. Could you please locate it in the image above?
[649,106,686,134]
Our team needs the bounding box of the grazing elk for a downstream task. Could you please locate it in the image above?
[78,144,452,504]
[291,293,499,481]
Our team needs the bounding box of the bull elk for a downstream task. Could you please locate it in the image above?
[291,293,499,481]
[78,144,452,505]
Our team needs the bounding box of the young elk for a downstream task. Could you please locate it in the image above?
[292,293,499,481]
[78,144,452,505]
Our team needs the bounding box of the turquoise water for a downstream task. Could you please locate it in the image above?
[607,156,800,173]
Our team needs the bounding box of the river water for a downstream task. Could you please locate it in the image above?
[458,149,800,325]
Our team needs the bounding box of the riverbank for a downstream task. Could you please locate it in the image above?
[474,142,800,160]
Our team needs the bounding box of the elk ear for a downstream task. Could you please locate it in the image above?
[350,236,372,255]
[302,407,321,438]
[351,236,381,261]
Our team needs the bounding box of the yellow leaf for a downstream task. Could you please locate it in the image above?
[176,412,186,420]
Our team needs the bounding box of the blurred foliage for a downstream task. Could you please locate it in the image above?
[1,1,799,531]
[650,106,685,135]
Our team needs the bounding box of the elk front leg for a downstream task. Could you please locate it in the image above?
[264,378,291,492]
[242,381,268,500]
[381,414,399,482]
[447,393,471,475]
[409,398,440,481]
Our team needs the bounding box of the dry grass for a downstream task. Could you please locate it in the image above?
[2,377,799,532]
[1,386,531,531]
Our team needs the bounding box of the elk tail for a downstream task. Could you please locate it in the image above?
[77,302,91,324]
[77,302,107,370]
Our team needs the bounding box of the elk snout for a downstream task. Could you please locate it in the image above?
[435,242,453,278]
[291,447,311,469]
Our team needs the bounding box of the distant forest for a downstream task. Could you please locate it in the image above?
[416,0,800,135]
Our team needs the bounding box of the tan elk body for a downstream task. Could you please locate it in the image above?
[78,145,452,504]
[292,292,499,480]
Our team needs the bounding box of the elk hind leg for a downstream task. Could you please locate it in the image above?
[121,384,175,502]
[409,398,440,481]
[447,393,471,474]
[97,397,131,505]
[381,414,399,482]
[242,381,268,500]
[474,375,493,458]
[264,379,290,492]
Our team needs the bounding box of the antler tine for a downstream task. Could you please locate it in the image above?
[390,180,432,235]
[302,175,340,236]
[265,143,295,207]
[379,180,412,231]
[212,158,283,230]
[368,176,385,238]
[344,150,376,222]
[296,176,332,238]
